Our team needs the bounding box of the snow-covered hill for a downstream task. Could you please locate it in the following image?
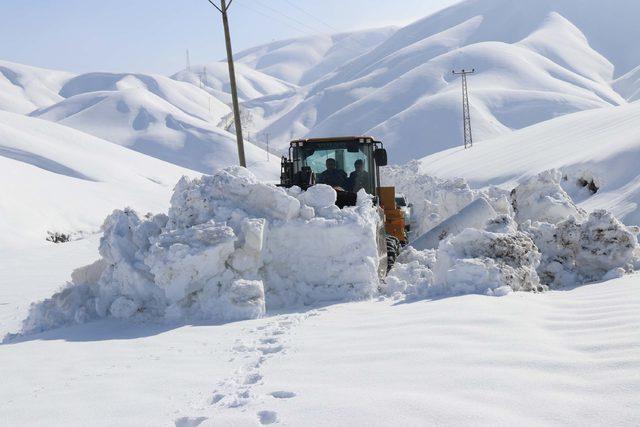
[0,60,73,114]
[171,62,298,104]
[233,0,639,163]
[417,102,640,225]
[0,67,276,178]
[0,110,198,246]
[233,27,397,86]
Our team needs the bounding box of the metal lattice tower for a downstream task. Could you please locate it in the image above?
[452,69,475,149]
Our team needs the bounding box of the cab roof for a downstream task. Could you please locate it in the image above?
[290,136,377,145]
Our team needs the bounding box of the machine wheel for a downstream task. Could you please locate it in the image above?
[386,235,401,272]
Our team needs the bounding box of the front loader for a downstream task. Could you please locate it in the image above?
[279,136,407,274]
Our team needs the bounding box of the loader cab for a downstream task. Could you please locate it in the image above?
[280,137,387,205]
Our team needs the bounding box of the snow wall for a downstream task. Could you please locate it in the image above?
[14,165,640,336]
[383,165,640,301]
[19,167,381,334]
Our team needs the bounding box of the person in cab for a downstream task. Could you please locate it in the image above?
[348,159,369,193]
[318,158,347,189]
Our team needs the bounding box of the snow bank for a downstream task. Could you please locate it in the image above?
[511,170,586,224]
[410,197,496,250]
[19,167,381,334]
[385,168,638,301]
[385,217,542,300]
[383,161,512,236]
[524,210,639,287]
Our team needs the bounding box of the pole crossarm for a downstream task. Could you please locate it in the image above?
[207,0,232,13]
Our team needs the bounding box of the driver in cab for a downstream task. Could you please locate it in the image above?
[318,158,347,189]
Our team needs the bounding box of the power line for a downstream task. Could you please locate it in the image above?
[282,0,340,32]
[236,0,366,56]
[251,0,330,36]
[280,0,382,52]
[234,0,318,39]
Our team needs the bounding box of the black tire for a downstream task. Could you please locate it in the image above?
[386,235,401,272]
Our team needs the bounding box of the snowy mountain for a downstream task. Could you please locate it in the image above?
[233,27,398,86]
[0,60,73,114]
[15,69,277,177]
[232,0,640,163]
[0,110,198,246]
[171,61,298,104]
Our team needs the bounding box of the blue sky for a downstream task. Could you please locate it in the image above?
[0,0,456,75]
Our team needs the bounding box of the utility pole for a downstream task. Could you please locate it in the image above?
[186,49,191,72]
[206,0,246,167]
[452,68,475,149]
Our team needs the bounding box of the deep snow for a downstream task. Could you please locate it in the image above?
[1,238,638,426]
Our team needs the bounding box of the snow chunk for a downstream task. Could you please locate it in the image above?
[435,228,543,295]
[524,209,638,287]
[512,170,586,224]
[410,198,496,250]
[302,184,337,208]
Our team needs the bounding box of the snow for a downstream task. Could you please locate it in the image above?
[1,242,638,426]
[1,0,640,425]
[409,197,496,250]
[524,210,640,287]
[0,110,198,246]
[0,59,73,114]
[30,73,278,179]
[171,62,297,104]
[233,0,638,162]
[11,168,382,335]
[233,27,397,86]
[419,102,640,226]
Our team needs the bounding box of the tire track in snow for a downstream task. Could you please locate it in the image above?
[175,310,320,426]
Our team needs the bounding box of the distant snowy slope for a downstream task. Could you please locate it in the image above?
[614,66,640,102]
[417,103,640,225]
[0,60,74,114]
[171,62,297,104]
[0,111,199,246]
[238,0,638,162]
[31,87,278,179]
[234,27,397,86]
[59,72,230,123]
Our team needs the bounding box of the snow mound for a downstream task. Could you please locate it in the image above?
[524,210,639,287]
[383,161,512,236]
[511,169,586,224]
[18,168,382,334]
[385,167,639,301]
[385,221,542,300]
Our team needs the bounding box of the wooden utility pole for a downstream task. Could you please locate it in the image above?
[207,0,246,167]
[452,69,475,149]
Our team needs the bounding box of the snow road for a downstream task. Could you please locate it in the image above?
[1,240,638,426]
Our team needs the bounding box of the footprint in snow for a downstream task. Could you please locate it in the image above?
[259,344,284,355]
[258,410,278,425]
[270,391,296,399]
[244,372,263,385]
[174,416,208,427]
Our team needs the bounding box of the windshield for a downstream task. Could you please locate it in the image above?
[296,142,374,193]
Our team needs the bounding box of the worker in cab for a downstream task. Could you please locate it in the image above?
[348,159,369,193]
[318,158,347,189]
